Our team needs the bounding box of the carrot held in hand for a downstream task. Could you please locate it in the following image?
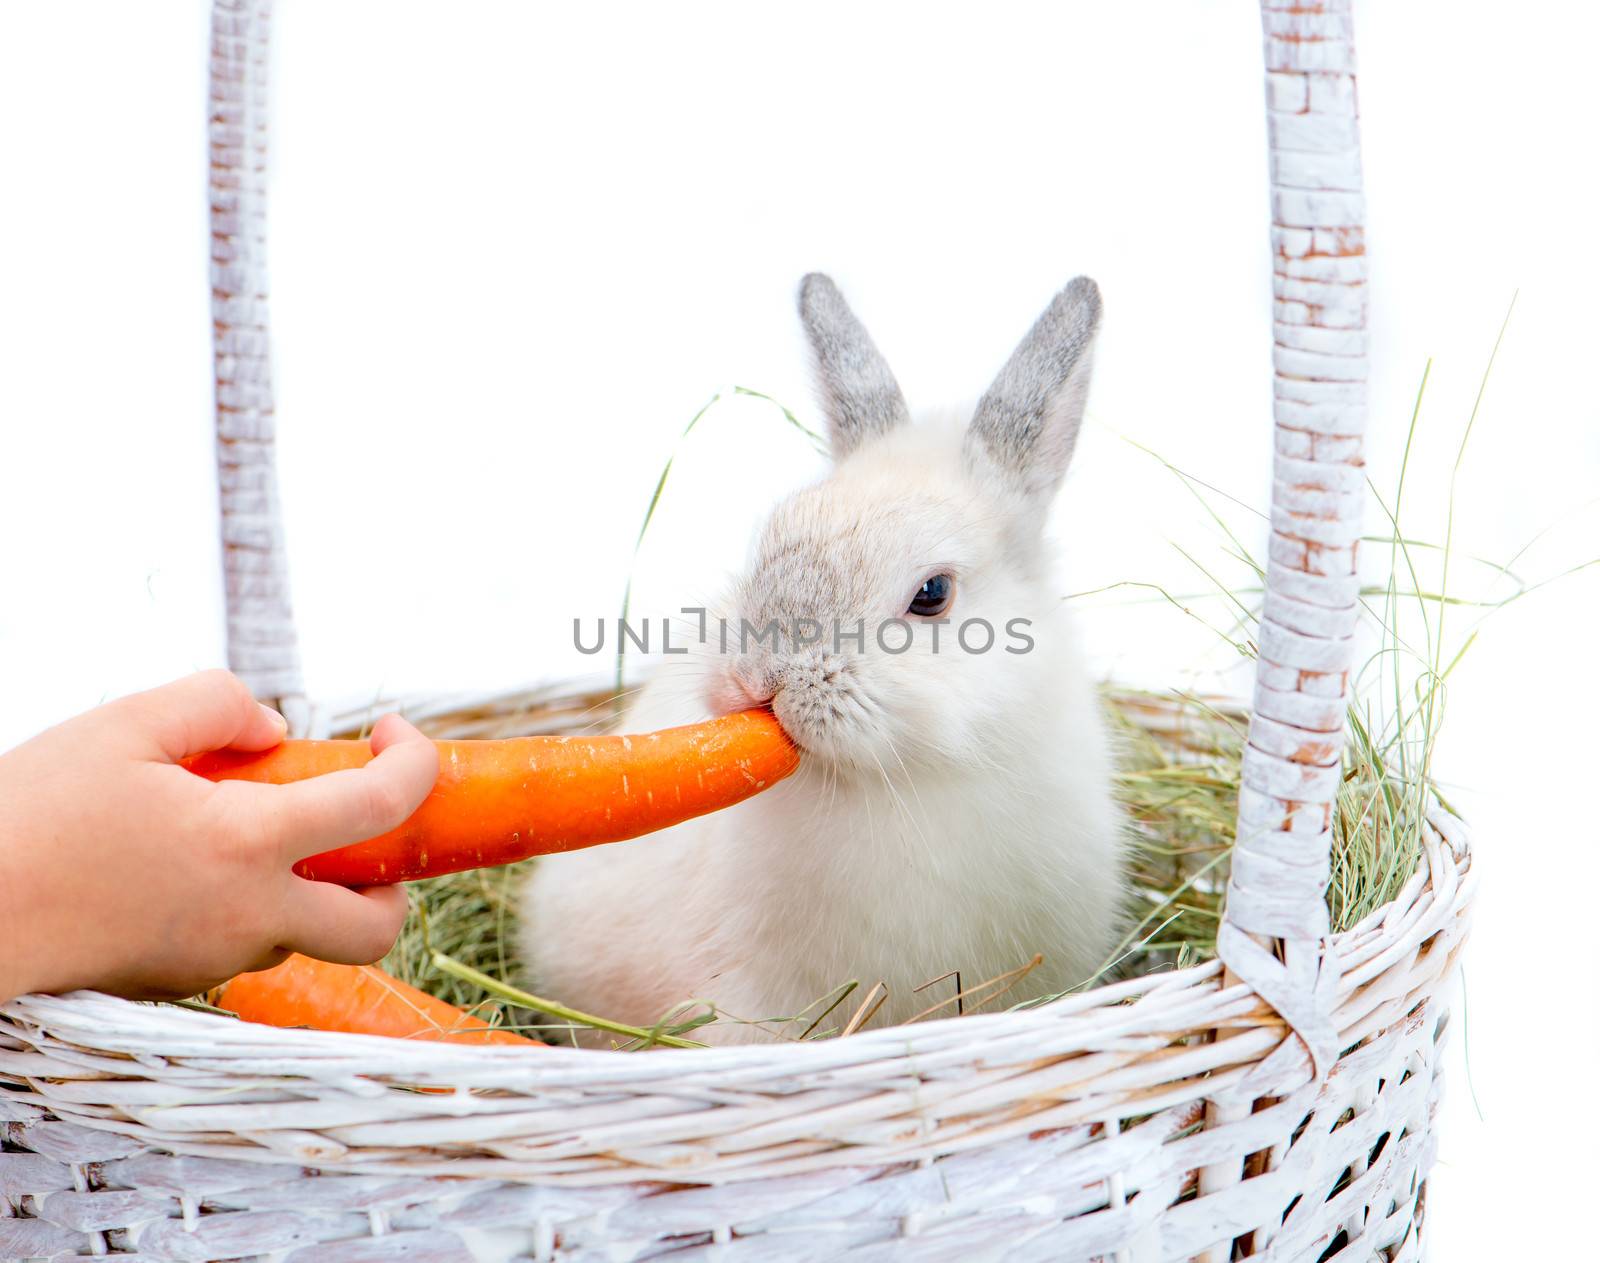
[185,709,799,886]
[217,954,534,1045]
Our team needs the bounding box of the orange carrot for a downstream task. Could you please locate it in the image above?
[184,709,798,886]
[217,954,535,1045]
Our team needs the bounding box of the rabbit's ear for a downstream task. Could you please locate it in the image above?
[798,273,911,459]
[965,277,1101,511]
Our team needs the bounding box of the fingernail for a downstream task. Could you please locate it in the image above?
[259,703,288,733]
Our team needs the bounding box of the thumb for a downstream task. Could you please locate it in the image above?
[117,670,288,761]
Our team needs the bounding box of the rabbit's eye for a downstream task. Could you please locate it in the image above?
[908,573,955,618]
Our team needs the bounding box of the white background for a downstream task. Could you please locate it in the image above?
[1,2,1595,1254]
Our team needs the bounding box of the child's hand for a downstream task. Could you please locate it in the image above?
[0,670,439,1003]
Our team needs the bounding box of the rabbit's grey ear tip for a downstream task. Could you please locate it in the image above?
[1065,275,1101,306]
[1059,275,1103,327]
[798,272,839,310]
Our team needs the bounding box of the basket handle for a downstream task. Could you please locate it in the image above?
[1216,0,1367,1080]
[209,0,309,732]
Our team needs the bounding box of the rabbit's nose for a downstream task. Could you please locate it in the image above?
[731,661,777,707]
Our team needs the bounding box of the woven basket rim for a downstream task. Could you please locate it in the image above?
[0,827,1471,1185]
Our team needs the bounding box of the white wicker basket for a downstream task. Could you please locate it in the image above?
[2,688,1474,1263]
[0,2,1476,1259]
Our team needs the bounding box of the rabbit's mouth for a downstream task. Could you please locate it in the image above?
[769,677,886,773]
[705,647,886,769]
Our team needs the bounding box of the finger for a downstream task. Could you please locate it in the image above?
[228,702,291,753]
[115,669,286,762]
[241,946,293,976]
[369,711,425,754]
[279,882,409,965]
[262,718,440,862]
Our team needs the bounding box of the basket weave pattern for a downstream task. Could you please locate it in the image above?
[1,691,1473,1260]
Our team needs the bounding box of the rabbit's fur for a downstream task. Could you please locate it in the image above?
[522,275,1124,1043]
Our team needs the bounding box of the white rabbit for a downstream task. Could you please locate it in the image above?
[522,275,1124,1043]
